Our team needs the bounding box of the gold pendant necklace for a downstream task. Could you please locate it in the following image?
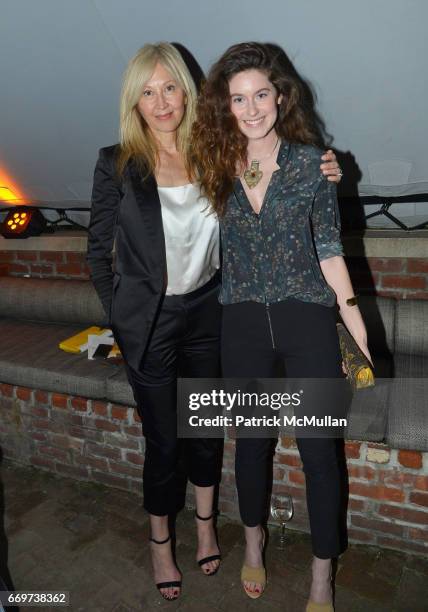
[243,160,263,189]
[243,138,279,189]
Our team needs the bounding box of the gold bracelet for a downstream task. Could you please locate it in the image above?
[346,295,358,307]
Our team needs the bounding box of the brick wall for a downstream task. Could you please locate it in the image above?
[265,440,427,556]
[0,250,427,299]
[345,257,428,300]
[0,384,144,495]
[1,383,427,556]
[0,251,89,279]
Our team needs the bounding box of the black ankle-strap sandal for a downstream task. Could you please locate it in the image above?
[149,535,181,600]
[195,512,222,575]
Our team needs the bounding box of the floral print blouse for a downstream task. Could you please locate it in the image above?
[219,140,344,307]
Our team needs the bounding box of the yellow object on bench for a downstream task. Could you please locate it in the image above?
[59,327,110,353]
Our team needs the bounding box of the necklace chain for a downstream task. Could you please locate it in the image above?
[248,137,280,165]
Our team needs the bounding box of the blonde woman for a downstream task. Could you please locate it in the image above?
[87,42,342,601]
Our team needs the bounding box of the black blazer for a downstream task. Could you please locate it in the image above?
[87,145,167,371]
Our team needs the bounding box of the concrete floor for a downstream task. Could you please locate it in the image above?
[1,460,427,612]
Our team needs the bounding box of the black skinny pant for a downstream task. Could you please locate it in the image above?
[221,298,345,559]
[126,277,223,516]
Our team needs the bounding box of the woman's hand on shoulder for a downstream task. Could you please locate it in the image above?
[320,149,342,183]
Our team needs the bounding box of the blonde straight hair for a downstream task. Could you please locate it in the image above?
[117,42,198,178]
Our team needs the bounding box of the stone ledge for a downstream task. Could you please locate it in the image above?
[342,230,428,258]
[0,230,88,252]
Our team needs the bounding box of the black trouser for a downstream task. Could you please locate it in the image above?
[126,276,223,516]
[221,298,344,559]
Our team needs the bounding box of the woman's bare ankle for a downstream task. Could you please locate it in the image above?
[309,557,332,604]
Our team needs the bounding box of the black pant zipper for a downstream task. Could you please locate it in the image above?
[265,302,276,349]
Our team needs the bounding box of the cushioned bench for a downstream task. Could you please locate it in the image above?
[0,277,136,406]
[0,277,427,449]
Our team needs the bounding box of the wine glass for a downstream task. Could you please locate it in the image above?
[270,494,294,548]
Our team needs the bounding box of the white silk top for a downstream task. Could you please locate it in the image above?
[157,183,220,295]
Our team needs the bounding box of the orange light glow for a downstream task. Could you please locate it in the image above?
[0,187,18,201]
[0,164,27,203]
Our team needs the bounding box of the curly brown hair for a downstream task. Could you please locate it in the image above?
[192,42,323,216]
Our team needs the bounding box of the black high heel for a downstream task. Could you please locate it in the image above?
[195,512,222,575]
[149,535,181,600]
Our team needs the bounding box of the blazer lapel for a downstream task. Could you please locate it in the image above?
[127,161,166,274]
[128,161,164,241]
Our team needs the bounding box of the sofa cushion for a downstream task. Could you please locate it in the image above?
[395,299,428,357]
[0,277,106,325]
[105,368,136,407]
[385,377,428,451]
[345,381,389,442]
[0,319,118,398]
[394,352,428,378]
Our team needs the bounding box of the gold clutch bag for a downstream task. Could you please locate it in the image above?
[336,322,375,390]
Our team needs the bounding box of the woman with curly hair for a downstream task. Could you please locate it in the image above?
[192,42,371,610]
[87,41,342,602]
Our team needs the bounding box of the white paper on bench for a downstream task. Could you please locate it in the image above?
[87,330,114,360]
